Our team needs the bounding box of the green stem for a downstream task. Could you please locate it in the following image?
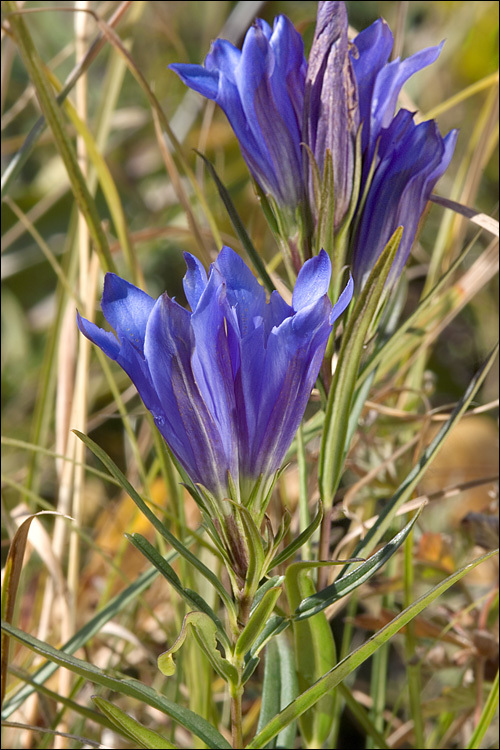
[230,681,244,749]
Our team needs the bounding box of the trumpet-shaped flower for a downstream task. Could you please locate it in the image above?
[170,16,307,214]
[77,248,353,505]
[170,3,456,287]
[351,110,458,288]
[349,19,458,288]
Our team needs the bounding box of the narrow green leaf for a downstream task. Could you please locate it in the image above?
[467,669,499,749]
[197,152,275,293]
[319,228,403,508]
[295,511,421,620]
[92,696,178,749]
[126,533,230,650]
[1,620,232,749]
[267,503,323,572]
[235,587,282,659]
[339,344,499,579]
[74,430,238,624]
[157,612,238,685]
[7,666,116,733]
[256,635,299,750]
[247,549,498,748]
[285,560,337,747]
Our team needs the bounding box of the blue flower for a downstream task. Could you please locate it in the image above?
[350,21,458,287]
[77,248,353,505]
[170,17,307,214]
[351,18,444,172]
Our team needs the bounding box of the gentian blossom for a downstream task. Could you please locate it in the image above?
[77,248,353,507]
[170,1,457,286]
[349,18,458,287]
[170,16,307,215]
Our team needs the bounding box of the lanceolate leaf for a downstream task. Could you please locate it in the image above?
[92,696,178,749]
[74,430,238,625]
[295,511,421,620]
[157,612,238,685]
[247,549,498,748]
[126,533,230,650]
[1,620,232,749]
[319,227,402,508]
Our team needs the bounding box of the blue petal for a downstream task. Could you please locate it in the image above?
[169,63,219,99]
[247,296,332,477]
[100,273,155,354]
[77,309,167,424]
[351,19,393,153]
[292,249,331,311]
[190,268,239,480]
[144,293,229,496]
[205,38,241,82]
[183,252,208,311]
[330,275,354,323]
[214,246,266,336]
[352,111,457,287]
[77,312,120,360]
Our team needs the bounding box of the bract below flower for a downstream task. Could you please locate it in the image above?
[170,17,306,215]
[77,248,353,508]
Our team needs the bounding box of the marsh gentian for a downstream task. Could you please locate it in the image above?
[77,248,353,508]
[170,2,456,287]
[351,110,458,288]
[170,17,307,216]
[349,21,458,287]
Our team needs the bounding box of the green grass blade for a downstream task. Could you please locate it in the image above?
[0,620,231,749]
[3,1,115,273]
[467,669,499,749]
[295,511,421,620]
[74,430,238,624]
[247,549,498,748]
[198,152,276,293]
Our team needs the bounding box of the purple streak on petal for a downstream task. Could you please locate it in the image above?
[190,268,239,480]
[352,111,457,287]
[249,295,332,477]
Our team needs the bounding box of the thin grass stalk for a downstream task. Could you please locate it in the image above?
[404,528,425,749]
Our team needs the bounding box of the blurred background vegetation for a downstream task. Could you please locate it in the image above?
[1,2,498,748]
